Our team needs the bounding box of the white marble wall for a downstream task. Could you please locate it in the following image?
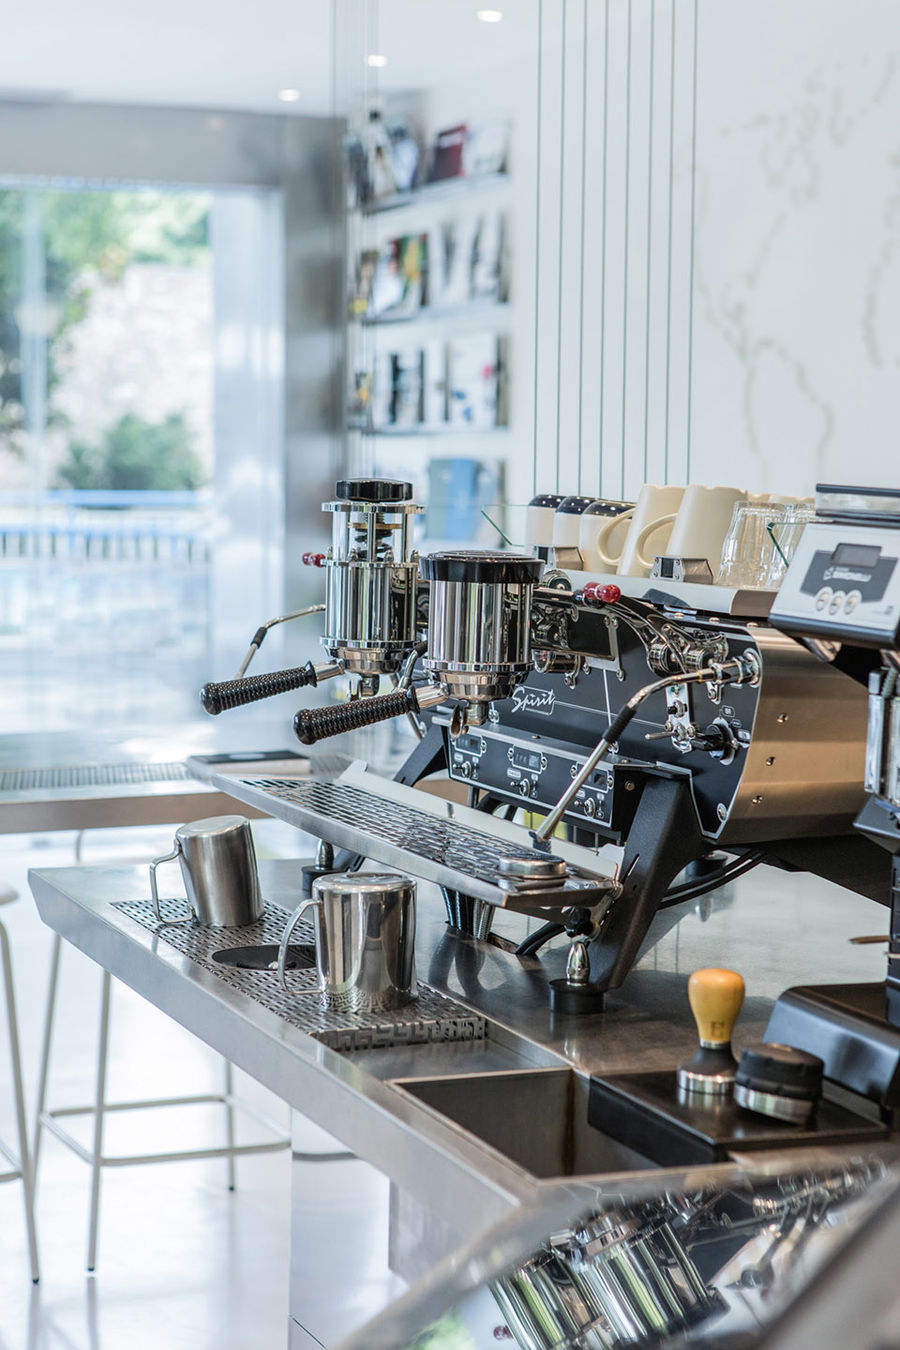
[692,0,900,495]
[536,0,900,499]
[338,0,900,507]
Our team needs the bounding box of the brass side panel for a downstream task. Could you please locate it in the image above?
[720,628,867,843]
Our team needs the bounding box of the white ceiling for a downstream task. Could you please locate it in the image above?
[0,1,539,117]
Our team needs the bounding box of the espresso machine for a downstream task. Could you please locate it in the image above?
[200,478,885,1012]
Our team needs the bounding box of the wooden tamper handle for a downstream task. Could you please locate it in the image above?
[677,968,746,1096]
[688,968,745,1047]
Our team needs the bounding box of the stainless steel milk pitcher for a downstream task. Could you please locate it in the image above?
[277,871,416,1013]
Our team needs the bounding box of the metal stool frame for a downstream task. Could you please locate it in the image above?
[0,910,40,1283]
[33,931,289,1272]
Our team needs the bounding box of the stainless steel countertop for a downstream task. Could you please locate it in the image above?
[28,854,891,1235]
[0,725,302,833]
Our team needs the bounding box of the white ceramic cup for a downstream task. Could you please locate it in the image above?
[633,484,747,574]
[578,499,633,572]
[551,495,596,550]
[604,484,686,577]
[524,494,565,555]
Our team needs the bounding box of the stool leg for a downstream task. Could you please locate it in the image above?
[0,920,40,1283]
[86,971,111,1273]
[32,931,62,1181]
[224,1058,236,1192]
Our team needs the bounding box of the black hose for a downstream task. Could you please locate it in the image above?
[516,921,565,957]
[658,848,766,908]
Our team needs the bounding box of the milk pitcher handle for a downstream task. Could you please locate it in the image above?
[277,898,320,990]
[148,845,192,924]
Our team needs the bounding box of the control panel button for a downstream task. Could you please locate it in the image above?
[843,589,862,615]
[814,587,832,612]
[828,590,846,615]
[517,779,532,798]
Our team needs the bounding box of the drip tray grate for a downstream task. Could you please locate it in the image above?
[117,897,486,1052]
[0,762,192,791]
[214,771,611,909]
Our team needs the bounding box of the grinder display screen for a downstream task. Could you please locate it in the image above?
[831,542,882,568]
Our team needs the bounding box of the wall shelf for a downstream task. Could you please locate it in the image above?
[347,422,510,438]
[351,300,510,328]
[360,170,509,216]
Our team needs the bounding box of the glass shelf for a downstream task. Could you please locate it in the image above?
[350,300,510,328]
[359,170,509,216]
[346,422,510,437]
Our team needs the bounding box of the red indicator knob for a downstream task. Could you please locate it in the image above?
[302,552,326,568]
[583,582,621,604]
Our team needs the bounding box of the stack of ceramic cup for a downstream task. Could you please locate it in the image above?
[523,485,812,587]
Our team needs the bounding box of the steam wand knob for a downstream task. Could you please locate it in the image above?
[677,967,745,1097]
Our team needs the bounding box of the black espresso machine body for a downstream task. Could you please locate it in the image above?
[199,478,882,1006]
[438,609,866,851]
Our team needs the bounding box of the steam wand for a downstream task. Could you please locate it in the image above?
[234,604,325,677]
[199,604,342,715]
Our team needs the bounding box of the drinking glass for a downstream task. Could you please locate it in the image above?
[716,503,788,589]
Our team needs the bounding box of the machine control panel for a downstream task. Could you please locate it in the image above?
[447,727,615,827]
[771,521,900,647]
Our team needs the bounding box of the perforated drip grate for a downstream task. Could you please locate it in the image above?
[117,898,485,1052]
[0,762,192,792]
[241,777,551,890]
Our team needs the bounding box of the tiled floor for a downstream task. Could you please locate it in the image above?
[0,822,303,1350]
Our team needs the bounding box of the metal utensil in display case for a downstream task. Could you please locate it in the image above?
[333,1157,899,1350]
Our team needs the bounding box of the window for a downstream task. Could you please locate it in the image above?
[0,182,283,733]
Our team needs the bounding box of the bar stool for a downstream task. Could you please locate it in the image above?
[0,882,40,1283]
[33,928,290,1272]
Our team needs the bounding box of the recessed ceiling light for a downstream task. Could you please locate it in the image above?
[278,88,301,102]
[477,9,503,21]
[365,54,389,68]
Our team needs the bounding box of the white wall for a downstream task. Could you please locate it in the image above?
[692,0,900,495]
[339,0,900,511]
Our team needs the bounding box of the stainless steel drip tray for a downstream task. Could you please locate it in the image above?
[212,761,621,911]
[117,898,486,1052]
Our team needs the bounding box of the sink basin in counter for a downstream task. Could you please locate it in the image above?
[392,1066,647,1179]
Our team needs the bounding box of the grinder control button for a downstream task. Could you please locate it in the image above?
[828,590,846,615]
[815,586,832,611]
[843,589,862,614]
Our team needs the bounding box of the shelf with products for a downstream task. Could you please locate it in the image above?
[359,169,510,216]
[350,299,511,328]
[347,422,512,438]
[345,112,516,536]
[347,331,510,439]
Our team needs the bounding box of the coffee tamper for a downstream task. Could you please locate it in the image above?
[677,968,745,1097]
